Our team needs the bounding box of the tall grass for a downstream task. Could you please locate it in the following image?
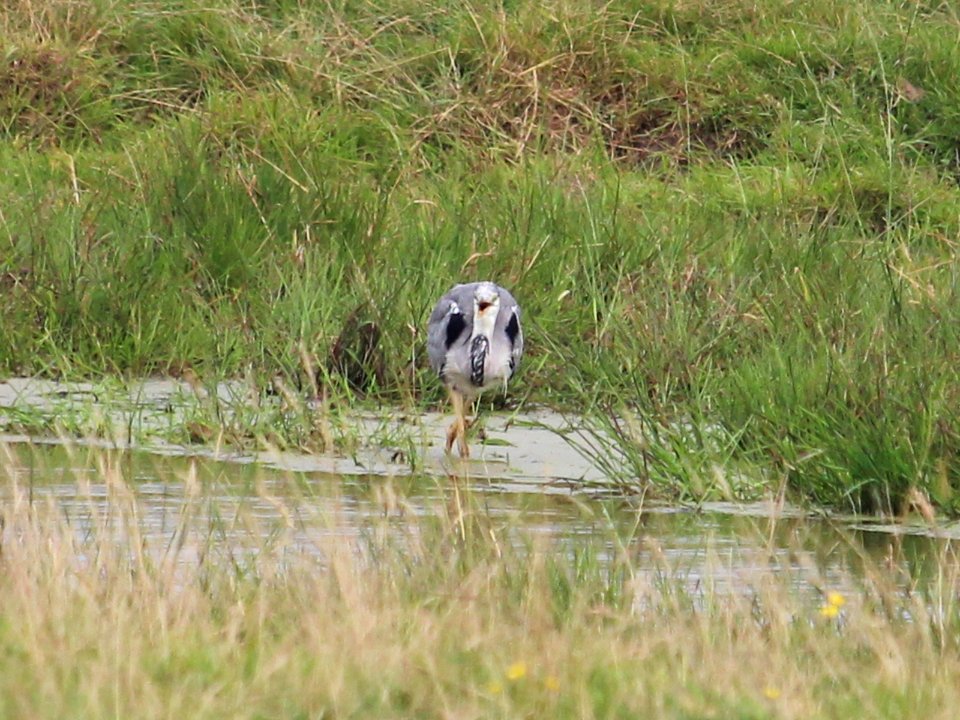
[1,440,959,719]
[1,0,959,511]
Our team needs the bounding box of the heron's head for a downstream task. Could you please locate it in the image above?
[473,283,501,317]
[472,283,501,337]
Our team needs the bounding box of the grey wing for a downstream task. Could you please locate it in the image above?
[494,286,524,374]
[426,286,475,374]
[509,307,523,371]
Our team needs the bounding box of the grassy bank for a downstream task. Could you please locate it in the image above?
[1,0,959,511]
[1,442,959,719]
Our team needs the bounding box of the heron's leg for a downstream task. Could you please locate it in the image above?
[466,396,485,437]
[444,404,458,453]
[445,389,470,457]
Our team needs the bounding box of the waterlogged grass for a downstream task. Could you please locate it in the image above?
[1,0,959,511]
[0,376,360,457]
[1,444,959,719]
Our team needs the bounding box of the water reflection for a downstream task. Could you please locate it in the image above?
[1,440,955,605]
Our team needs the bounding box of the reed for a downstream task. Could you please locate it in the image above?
[0,441,958,719]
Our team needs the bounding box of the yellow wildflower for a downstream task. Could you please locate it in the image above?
[486,680,503,695]
[819,590,846,618]
[544,675,561,692]
[506,661,528,681]
[763,687,781,700]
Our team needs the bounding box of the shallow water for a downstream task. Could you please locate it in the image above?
[0,376,612,485]
[1,376,958,605]
[1,439,954,605]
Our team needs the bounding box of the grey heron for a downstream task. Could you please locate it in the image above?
[427,281,524,457]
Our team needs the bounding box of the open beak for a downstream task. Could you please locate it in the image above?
[477,301,492,312]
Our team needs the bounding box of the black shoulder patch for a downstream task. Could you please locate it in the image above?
[504,311,521,346]
[445,310,467,349]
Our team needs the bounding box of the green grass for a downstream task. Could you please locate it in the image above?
[2,0,960,512]
[1,442,959,719]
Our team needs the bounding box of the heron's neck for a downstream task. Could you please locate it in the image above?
[471,306,499,341]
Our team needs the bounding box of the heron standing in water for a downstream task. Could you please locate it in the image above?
[427,281,524,457]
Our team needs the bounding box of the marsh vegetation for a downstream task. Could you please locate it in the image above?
[2,1,959,507]
[1,441,959,719]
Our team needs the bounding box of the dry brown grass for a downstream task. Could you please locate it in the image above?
[0,440,959,718]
